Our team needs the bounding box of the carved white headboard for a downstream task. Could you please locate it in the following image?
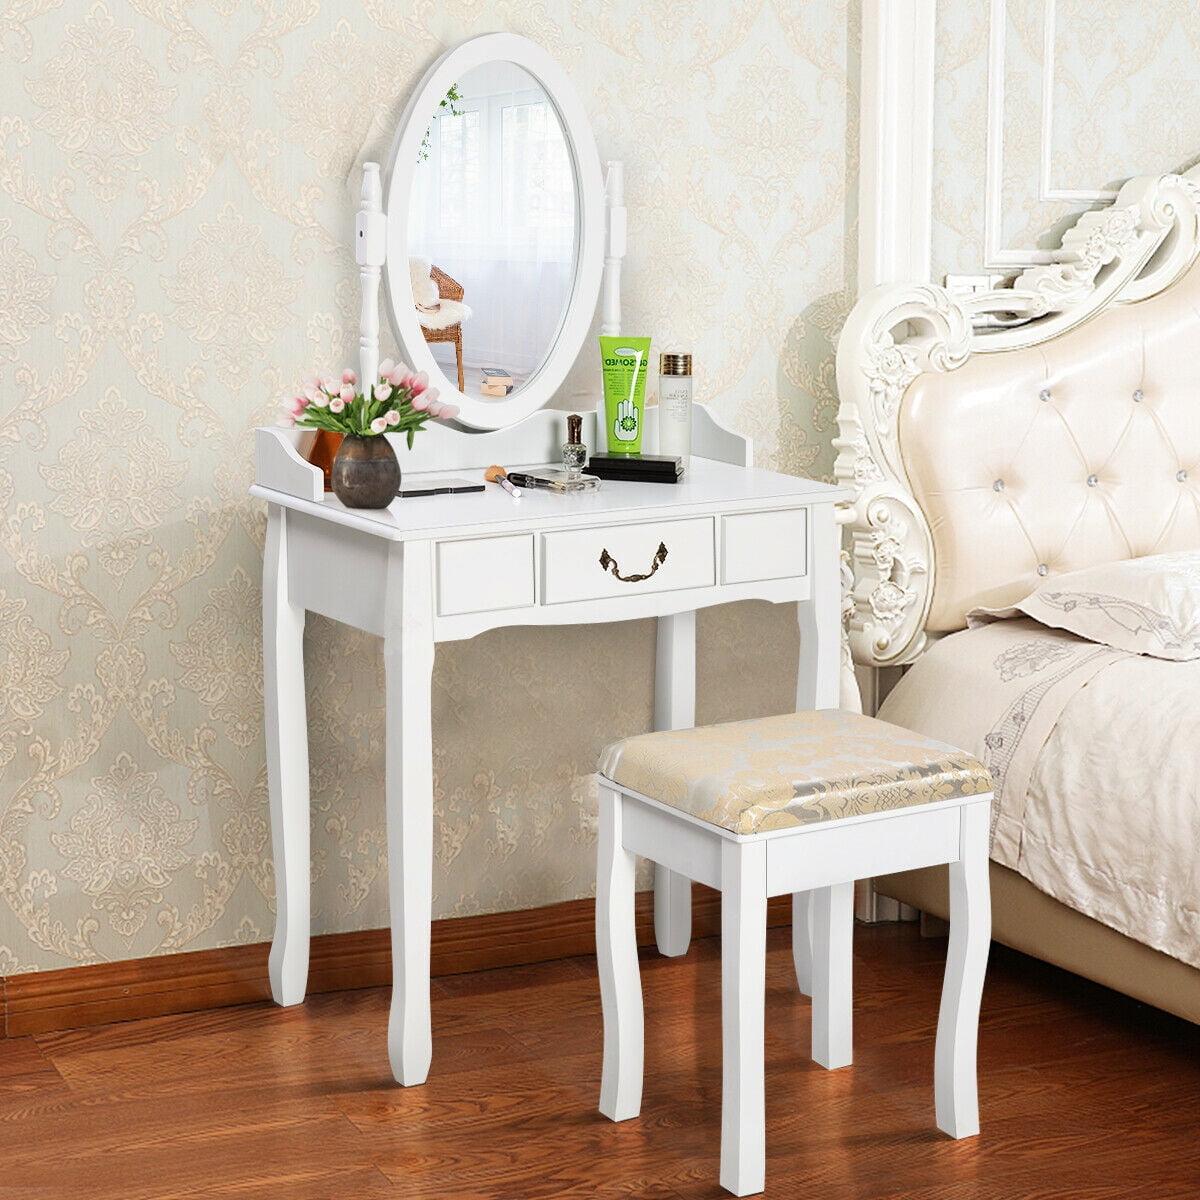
[836,167,1200,668]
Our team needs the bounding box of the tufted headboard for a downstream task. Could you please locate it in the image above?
[835,167,1200,668]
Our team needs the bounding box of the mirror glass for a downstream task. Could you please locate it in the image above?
[406,60,578,403]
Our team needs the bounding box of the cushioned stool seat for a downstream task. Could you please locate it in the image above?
[598,709,992,835]
[594,711,993,1197]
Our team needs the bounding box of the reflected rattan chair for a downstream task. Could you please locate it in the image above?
[422,265,465,392]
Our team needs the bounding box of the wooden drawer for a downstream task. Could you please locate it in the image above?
[721,509,807,584]
[437,534,535,617]
[541,518,715,605]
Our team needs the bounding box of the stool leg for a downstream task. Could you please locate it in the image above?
[597,784,643,1122]
[653,865,692,958]
[791,891,814,996]
[720,840,767,1197]
[935,800,992,1138]
[811,881,854,1070]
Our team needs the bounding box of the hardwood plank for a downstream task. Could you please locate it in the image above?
[0,1035,70,1118]
[0,1091,389,1200]
[0,924,1193,1198]
[1,887,794,1037]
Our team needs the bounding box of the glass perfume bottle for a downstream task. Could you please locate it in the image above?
[562,413,587,480]
[520,413,600,492]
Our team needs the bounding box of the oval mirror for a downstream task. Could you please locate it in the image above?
[385,34,604,432]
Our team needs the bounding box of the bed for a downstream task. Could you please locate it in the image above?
[834,166,1200,1024]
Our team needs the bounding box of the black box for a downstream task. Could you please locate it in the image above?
[586,453,683,483]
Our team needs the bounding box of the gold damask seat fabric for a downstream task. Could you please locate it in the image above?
[598,710,992,836]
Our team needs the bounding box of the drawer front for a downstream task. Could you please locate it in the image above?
[437,534,535,617]
[721,508,808,584]
[541,518,715,605]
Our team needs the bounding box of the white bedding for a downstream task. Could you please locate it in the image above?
[879,618,1200,968]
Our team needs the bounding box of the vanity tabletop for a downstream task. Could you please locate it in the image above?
[250,457,851,543]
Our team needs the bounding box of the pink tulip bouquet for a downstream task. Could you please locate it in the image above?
[280,359,460,449]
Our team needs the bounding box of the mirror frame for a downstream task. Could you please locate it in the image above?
[383,33,604,432]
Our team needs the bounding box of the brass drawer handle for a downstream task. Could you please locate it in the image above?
[598,542,669,583]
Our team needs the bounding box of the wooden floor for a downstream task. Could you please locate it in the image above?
[1,924,1197,1199]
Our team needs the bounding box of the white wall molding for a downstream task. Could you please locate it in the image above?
[858,0,937,289]
[1036,0,1119,206]
[853,0,937,923]
[984,0,1119,271]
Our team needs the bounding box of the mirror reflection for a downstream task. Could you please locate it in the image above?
[408,61,578,400]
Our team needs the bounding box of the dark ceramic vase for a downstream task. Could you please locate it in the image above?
[331,434,400,508]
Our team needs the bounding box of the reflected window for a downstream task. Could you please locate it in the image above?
[435,108,481,232]
[500,101,573,234]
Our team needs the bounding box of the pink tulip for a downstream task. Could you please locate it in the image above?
[427,399,443,418]
[329,397,345,413]
[375,383,392,402]
[370,416,388,434]
[339,384,354,402]
[410,371,429,396]
[423,387,439,406]
[411,393,430,412]
[342,368,357,385]
[320,375,338,394]
[289,396,307,416]
[387,365,404,387]
[440,403,459,420]
[309,390,328,408]
[379,357,395,378]
[303,386,321,404]
[303,374,320,392]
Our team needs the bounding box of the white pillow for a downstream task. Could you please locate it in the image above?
[969,550,1200,660]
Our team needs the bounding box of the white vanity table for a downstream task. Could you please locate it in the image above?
[254,32,849,1087]
[255,417,847,1086]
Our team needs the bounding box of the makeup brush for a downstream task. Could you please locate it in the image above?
[484,465,522,497]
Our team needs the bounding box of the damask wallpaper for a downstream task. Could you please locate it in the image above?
[933,0,1200,278]
[0,1,855,973]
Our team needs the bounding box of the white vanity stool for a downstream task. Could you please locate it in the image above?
[594,710,993,1196]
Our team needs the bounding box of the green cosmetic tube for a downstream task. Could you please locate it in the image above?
[600,335,650,455]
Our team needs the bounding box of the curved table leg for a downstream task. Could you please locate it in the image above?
[264,505,311,1007]
[653,611,695,957]
[385,540,437,1086]
[796,503,840,712]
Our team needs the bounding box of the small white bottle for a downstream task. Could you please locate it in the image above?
[658,352,693,466]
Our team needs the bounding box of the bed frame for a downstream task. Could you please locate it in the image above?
[835,165,1200,1024]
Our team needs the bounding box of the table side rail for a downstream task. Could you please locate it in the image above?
[275,497,823,641]
[434,575,811,642]
[285,508,388,636]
